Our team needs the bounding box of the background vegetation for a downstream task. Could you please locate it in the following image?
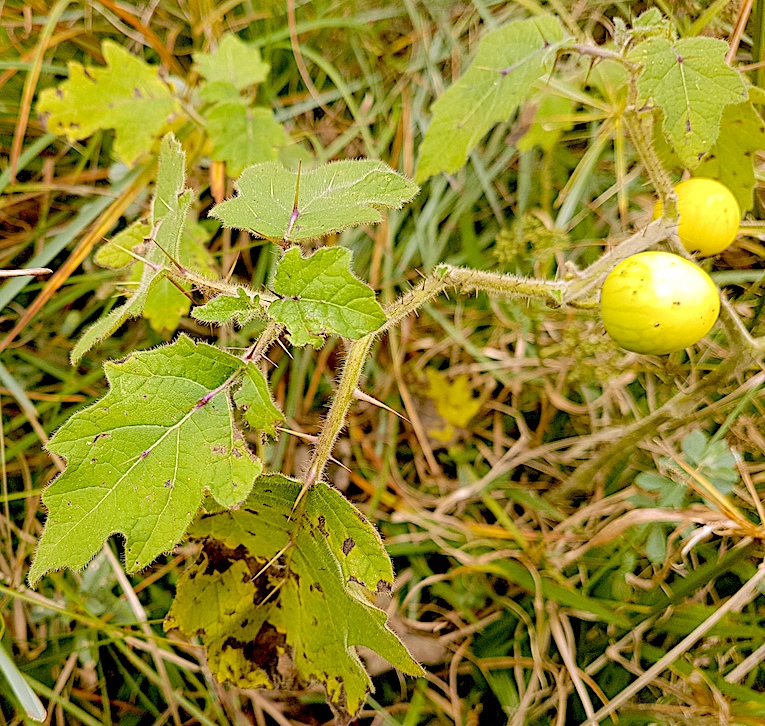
[2,0,765,724]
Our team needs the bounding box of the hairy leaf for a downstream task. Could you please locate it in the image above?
[416,17,566,182]
[629,37,746,168]
[95,221,151,269]
[204,102,287,177]
[29,335,262,585]
[137,220,216,334]
[234,364,283,436]
[192,288,261,327]
[269,247,385,347]
[193,34,270,90]
[210,160,419,242]
[71,134,193,362]
[37,41,180,166]
[166,474,423,722]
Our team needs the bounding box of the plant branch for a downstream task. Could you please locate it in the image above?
[304,334,374,488]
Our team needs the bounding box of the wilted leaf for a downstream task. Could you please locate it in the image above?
[166,474,423,722]
[29,335,262,585]
[211,160,419,242]
[269,246,386,347]
[416,17,567,181]
[37,41,180,166]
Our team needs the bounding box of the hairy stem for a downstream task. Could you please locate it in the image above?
[304,334,374,488]
[244,321,284,363]
[623,69,677,216]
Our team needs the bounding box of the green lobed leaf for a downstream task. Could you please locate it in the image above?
[192,288,261,327]
[29,335,262,585]
[166,474,423,721]
[193,34,270,90]
[204,102,288,177]
[71,134,194,362]
[94,221,151,269]
[628,36,747,168]
[233,363,283,436]
[416,16,566,182]
[268,246,386,347]
[696,100,765,212]
[210,159,419,243]
[37,41,180,166]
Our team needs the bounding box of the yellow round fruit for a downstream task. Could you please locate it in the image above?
[653,177,740,256]
[600,251,720,355]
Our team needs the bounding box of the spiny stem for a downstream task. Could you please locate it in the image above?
[244,322,284,364]
[303,334,374,489]
[623,71,677,217]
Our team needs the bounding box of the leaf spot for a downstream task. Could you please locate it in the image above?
[316,515,328,536]
[341,537,355,555]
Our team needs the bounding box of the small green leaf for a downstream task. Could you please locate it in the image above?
[631,8,671,39]
[71,134,193,362]
[416,16,566,182]
[629,37,747,168]
[210,160,419,242]
[269,247,385,347]
[95,221,150,269]
[37,40,180,166]
[166,475,423,721]
[193,34,270,90]
[234,364,283,436]
[192,288,260,327]
[645,523,668,565]
[138,220,216,334]
[696,100,765,212]
[204,102,287,177]
[29,335,262,585]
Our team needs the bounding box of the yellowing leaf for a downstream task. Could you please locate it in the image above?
[37,41,181,166]
[425,369,482,428]
[166,475,423,721]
